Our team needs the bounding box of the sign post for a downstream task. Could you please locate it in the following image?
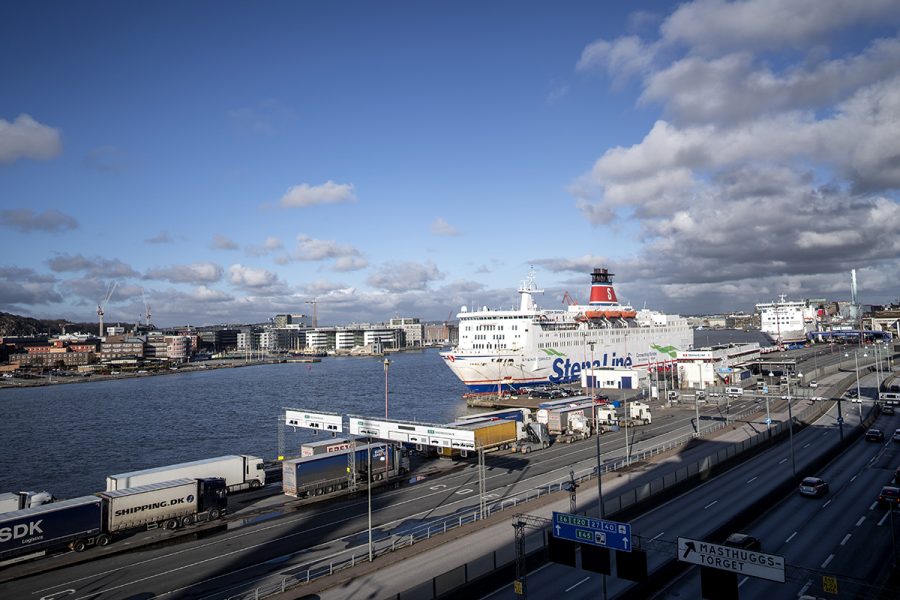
[677,537,785,583]
[552,512,632,552]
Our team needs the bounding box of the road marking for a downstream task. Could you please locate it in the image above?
[651,531,665,541]
[803,442,811,448]
[565,577,591,592]
[841,533,852,545]
[821,554,835,568]
[799,581,812,596]
[779,458,788,464]
[870,501,879,510]
[704,500,718,509]
[746,476,758,484]
[850,474,858,482]
[856,516,866,527]
[878,511,890,526]
[785,531,798,543]
[738,576,749,587]
[822,499,832,508]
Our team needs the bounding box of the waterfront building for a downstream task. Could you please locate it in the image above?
[389,317,424,347]
[165,335,191,361]
[676,343,761,389]
[100,336,145,362]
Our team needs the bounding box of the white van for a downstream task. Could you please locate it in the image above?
[725,387,744,397]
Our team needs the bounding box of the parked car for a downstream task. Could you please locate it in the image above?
[884,405,896,415]
[893,429,900,443]
[877,485,900,508]
[866,429,885,442]
[723,533,761,551]
[847,389,859,399]
[798,477,829,498]
[809,381,818,388]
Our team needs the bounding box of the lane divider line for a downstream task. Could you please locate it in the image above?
[821,554,835,569]
[785,531,798,543]
[704,500,718,509]
[565,577,591,592]
[840,533,851,546]
[856,516,866,527]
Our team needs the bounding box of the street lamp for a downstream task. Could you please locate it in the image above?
[786,370,796,479]
[383,358,391,419]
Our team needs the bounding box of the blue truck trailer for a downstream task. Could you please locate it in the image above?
[282,443,408,497]
[0,496,102,562]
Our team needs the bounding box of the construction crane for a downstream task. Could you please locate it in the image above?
[141,288,152,326]
[562,291,578,306]
[305,299,318,328]
[97,281,119,338]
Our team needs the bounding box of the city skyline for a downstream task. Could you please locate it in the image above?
[3,1,900,327]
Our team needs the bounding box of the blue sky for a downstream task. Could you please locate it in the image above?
[2,1,900,327]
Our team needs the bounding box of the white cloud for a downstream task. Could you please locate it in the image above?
[333,256,369,272]
[246,236,284,257]
[279,181,357,208]
[144,262,223,284]
[431,218,460,236]
[366,261,444,292]
[0,114,62,163]
[228,264,281,289]
[145,231,173,244]
[577,36,656,84]
[212,233,240,250]
[47,254,138,278]
[1,208,78,233]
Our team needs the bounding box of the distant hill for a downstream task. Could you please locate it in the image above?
[0,312,99,337]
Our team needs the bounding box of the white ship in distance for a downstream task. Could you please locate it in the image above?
[441,267,693,393]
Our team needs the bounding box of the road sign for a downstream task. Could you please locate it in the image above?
[284,409,343,433]
[837,417,844,424]
[823,575,838,594]
[513,580,523,595]
[765,418,772,425]
[677,537,785,583]
[552,512,632,552]
[762,386,769,394]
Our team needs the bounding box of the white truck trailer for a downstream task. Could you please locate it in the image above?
[106,455,265,493]
[0,490,54,514]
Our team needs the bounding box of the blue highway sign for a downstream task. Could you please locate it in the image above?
[552,512,632,552]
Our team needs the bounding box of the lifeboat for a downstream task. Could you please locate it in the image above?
[580,309,636,320]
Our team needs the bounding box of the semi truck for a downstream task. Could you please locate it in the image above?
[0,490,54,514]
[107,454,265,493]
[620,402,653,426]
[282,443,409,498]
[554,413,591,444]
[537,401,597,435]
[0,478,226,563]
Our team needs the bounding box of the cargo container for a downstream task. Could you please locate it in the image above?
[301,437,354,457]
[282,443,408,498]
[107,454,265,492]
[0,477,226,563]
[98,478,227,532]
[538,401,596,435]
[0,496,102,562]
[438,419,521,457]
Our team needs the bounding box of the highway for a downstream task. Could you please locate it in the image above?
[657,370,900,599]
[0,391,775,599]
[481,370,882,600]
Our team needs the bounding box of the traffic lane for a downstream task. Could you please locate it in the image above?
[487,416,847,599]
[659,428,893,599]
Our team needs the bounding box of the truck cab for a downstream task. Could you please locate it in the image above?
[243,455,266,489]
[198,478,228,517]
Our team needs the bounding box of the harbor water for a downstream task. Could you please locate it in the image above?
[0,349,468,498]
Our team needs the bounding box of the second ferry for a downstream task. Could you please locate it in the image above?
[441,267,693,393]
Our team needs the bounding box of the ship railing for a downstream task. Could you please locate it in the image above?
[223,399,830,600]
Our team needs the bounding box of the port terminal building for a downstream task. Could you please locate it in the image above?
[676,343,761,390]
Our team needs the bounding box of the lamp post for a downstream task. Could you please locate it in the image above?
[786,371,796,479]
[383,358,391,419]
[367,437,373,561]
[766,371,773,437]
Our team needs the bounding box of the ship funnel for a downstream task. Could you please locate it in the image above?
[589,268,619,305]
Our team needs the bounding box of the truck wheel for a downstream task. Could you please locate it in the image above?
[95,534,111,547]
[250,480,262,490]
[523,446,531,454]
[181,515,194,527]
[163,519,179,530]
[209,508,221,520]
[72,539,87,552]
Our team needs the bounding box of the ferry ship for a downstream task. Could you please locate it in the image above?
[756,295,816,345]
[440,268,693,393]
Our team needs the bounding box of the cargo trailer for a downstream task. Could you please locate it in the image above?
[301,437,354,457]
[0,496,102,562]
[282,443,408,498]
[107,454,265,492]
[437,419,520,457]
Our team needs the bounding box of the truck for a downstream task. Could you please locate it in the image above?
[455,407,532,423]
[301,437,354,457]
[620,402,652,426]
[0,478,226,563]
[538,401,596,435]
[0,490,54,514]
[516,422,552,453]
[554,413,591,444]
[438,419,521,457]
[107,454,265,493]
[282,443,409,498]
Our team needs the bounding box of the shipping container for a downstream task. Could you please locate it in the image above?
[0,496,102,560]
[301,437,354,458]
[100,479,202,532]
[107,455,265,492]
[438,419,519,457]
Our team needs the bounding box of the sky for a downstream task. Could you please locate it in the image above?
[2,0,900,327]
